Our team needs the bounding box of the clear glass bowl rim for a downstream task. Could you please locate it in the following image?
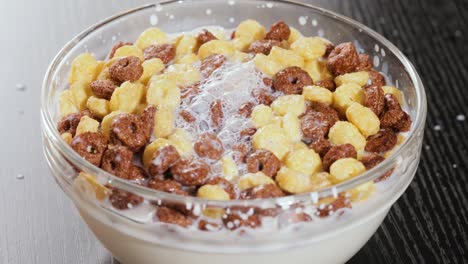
[41,0,427,208]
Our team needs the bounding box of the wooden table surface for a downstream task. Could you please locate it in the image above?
[1,0,467,263]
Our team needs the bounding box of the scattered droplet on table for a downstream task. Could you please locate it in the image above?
[16,83,26,91]
[452,164,458,169]
[16,173,24,180]
[433,125,441,131]
[456,114,465,121]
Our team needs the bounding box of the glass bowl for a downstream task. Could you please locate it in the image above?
[41,0,427,263]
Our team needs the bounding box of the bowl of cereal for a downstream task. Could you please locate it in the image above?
[41,0,426,263]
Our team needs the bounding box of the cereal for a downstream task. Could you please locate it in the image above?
[250,104,274,128]
[110,81,145,114]
[70,132,107,167]
[57,111,91,136]
[253,53,283,76]
[329,121,366,152]
[368,71,386,87]
[246,149,281,178]
[281,113,302,142]
[148,145,181,176]
[109,188,144,210]
[316,196,351,217]
[252,124,290,160]
[148,179,188,196]
[147,78,180,110]
[356,54,372,71]
[90,79,117,100]
[303,85,333,105]
[315,79,336,92]
[345,102,380,137]
[365,129,397,153]
[326,42,359,75]
[109,56,144,83]
[171,159,210,186]
[179,110,196,123]
[156,206,192,227]
[333,83,364,114]
[276,167,313,194]
[273,66,313,94]
[240,184,285,199]
[197,29,218,45]
[168,129,193,157]
[247,39,283,55]
[329,158,366,183]
[108,42,133,59]
[300,105,339,140]
[309,138,332,157]
[310,172,333,192]
[223,210,261,230]
[288,27,302,44]
[238,172,275,191]
[382,86,404,105]
[197,185,230,201]
[101,146,133,178]
[334,71,369,87]
[198,40,235,60]
[271,95,306,116]
[252,88,275,106]
[200,54,227,77]
[380,94,412,132]
[291,37,328,60]
[235,19,266,43]
[112,45,144,61]
[284,148,321,176]
[70,80,93,110]
[348,181,375,202]
[265,21,290,41]
[61,132,73,144]
[68,52,100,85]
[110,113,151,152]
[210,99,224,128]
[363,85,385,116]
[153,106,175,138]
[75,116,100,135]
[138,58,165,84]
[205,177,237,199]
[59,90,79,115]
[136,27,168,50]
[143,44,176,64]
[194,133,224,160]
[322,144,357,171]
[269,46,305,69]
[221,155,239,181]
[164,64,201,87]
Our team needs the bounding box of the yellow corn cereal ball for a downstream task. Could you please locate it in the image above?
[142,138,173,168]
[335,71,370,87]
[168,128,193,157]
[197,185,230,200]
[276,167,312,194]
[271,95,306,116]
[74,172,110,201]
[75,116,100,136]
[288,27,303,44]
[269,46,304,69]
[291,141,309,151]
[61,132,73,145]
[237,172,275,191]
[231,51,252,63]
[59,90,79,115]
[109,81,145,113]
[198,40,235,60]
[68,52,99,85]
[210,28,227,40]
[253,53,283,76]
[221,155,239,181]
[252,124,290,160]
[310,172,333,192]
[291,37,327,60]
[139,58,165,84]
[146,78,180,109]
[86,96,110,118]
[198,184,230,219]
[232,37,251,51]
[303,85,333,105]
[333,83,364,113]
[346,102,380,137]
[329,121,366,152]
[154,106,175,138]
[348,181,375,202]
[101,111,123,139]
[70,80,92,110]
[281,113,302,142]
[174,53,199,65]
[303,59,322,81]
[235,19,266,42]
[285,148,322,176]
[176,35,198,55]
[136,27,168,49]
[163,64,201,87]
[113,45,144,61]
[250,104,274,128]
[382,86,404,105]
[329,158,366,183]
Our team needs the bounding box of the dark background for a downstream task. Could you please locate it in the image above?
[341,0,468,263]
[0,0,466,263]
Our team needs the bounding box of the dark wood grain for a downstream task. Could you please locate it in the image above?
[0,0,466,263]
